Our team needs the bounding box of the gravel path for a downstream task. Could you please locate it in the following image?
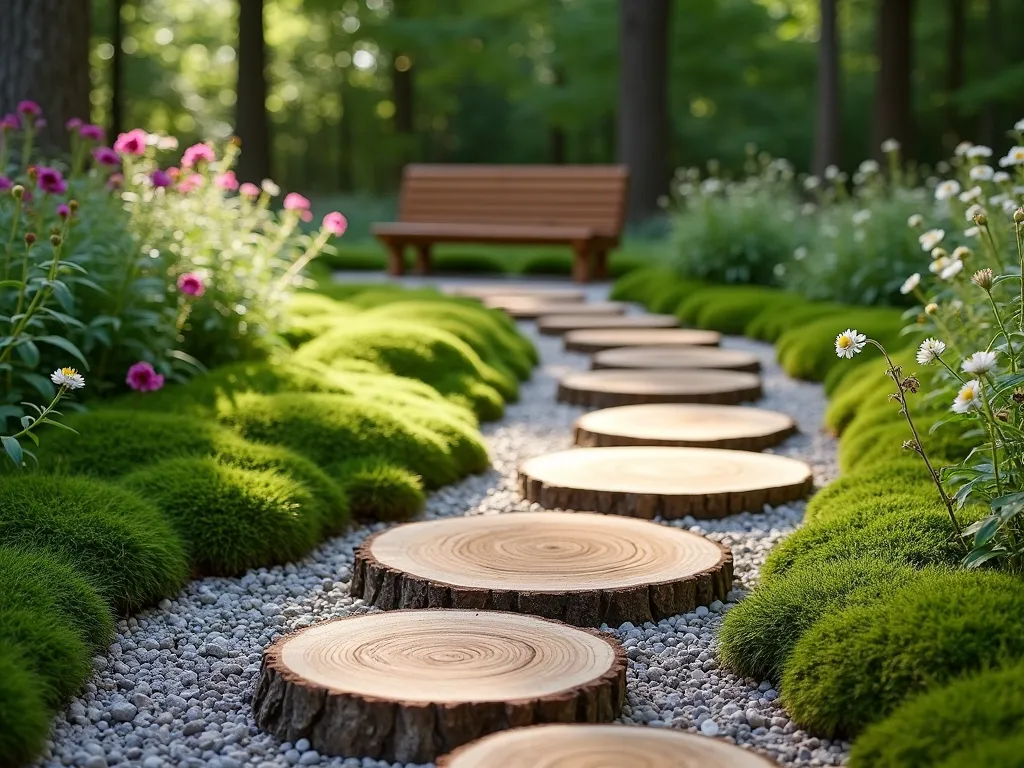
[38,283,843,768]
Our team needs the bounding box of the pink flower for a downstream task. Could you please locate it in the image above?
[177,173,205,194]
[113,128,148,156]
[150,169,172,188]
[0,114,18,131]
[17,101,41,118]
[0,177,12,192]
[34,118,47,130]
[36,166,67,195]
[57,203,70,219]
[239,182,259,198]
[79,123,105,141]
[177,272,205,297]
[126,362,165,393]
[181,143,215,168]
[106,173,123,190]
[91,147,120,166]
[166,167,181,180]
[322,211,348,237]
[65,118,83,131]
[214,171,239,191]
[283,192,312,222]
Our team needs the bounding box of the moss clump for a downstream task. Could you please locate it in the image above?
[333,457,426,521]
[673,286,782,331]
[0,474,188,611]
[850,661,1024,768]
[782,570,1024,736]
[0,606,92,707]
[934,738,1024,768]
[120,457,322,576]
[0,547,114,650]
[608,267,671,303]
[0,646,51,768]
[838,417,970,473]
[802,464,936,525]
[745,301,843,342]
[775,309,907,382]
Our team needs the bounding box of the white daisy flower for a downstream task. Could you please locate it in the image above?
[952,246,973,260]
[835,328,867,359]
[941,259,964,280]
[967,145,993,158]
[994,171,1011,183]
[859,159,880,175]
[929,256,950,275]
[900,273,921,295]
[852,209,872,226]
[970,164,995,181]
[952,380,983,414]
[881,138,901,153]
[954,141,974,157]
[919,229,945,251]
[50,367,85,390]
[959,185,983,202]
[999,147,1024,167]
[917,338,946,365]
[965,226,981,238]
[803,175,821,190]
[931,246,948,260]
[962,350,999,374]
[965,204,986,222]
[907,213,924,228]
[1015,118,1024,132]
[824,164,840,180]
[934,180,961,201]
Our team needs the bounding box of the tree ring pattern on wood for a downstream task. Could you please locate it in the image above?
[557,369,762,408]
[537,314,678,336]
[563,328,721,354]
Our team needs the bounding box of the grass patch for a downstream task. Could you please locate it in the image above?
[332,457,426,521]
[0,606,91,708]
[0,646,51,767]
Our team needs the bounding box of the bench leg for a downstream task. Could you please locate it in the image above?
[593,248,609,281]
[571,241,592,283]
[384,240,405,276]
[413,243,432,275]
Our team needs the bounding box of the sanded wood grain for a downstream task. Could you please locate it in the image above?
[485,298,628,320]
[538,314,678,336]
[563,328,721,353]
[592,346,760,373]
[558,369,762,408]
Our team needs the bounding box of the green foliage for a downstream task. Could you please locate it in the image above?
[608,267,672,304]
[803,460,937,525]
[0,474,188,611]
[120,458,321,575]
[850,660,1024,768]
[0,646,51,768]
[719,558,919,681]
[333,457,426,521]
[0,606,91,708]
[519,252,573,276]
[690,288,792,334]
[781,570,1024,736]
[838,417,970,473]
[745,301,842,343]
[774,309,906,381]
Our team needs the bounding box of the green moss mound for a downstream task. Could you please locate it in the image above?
[782,569,1024,736]
[120,457,322,576]
[935,738,1024,768]
[802,461,936,525]
[690,288,793,335]
[519,252,572,275]
[719,558,919,681]
[850,661,1024,768]
[334,457,426,521]
[433,251,509,274]
[609,267,667,303]
[0,606,91,707]
[0,474,188,611]
[293,320,508,420]
[0,646,51,768]
[838,417,969,473]
[775,309,907,382]
[745,301,842,342]
[0,547,114,650]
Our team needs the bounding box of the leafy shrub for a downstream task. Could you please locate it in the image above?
[120,457,321,575]
[719,558,918,681]
[0,474,188,610]
[0,646,51,768]
[434,252,509,274]
[0,606,91,707]
[850,660,1024,768]
[333,457,426,521]
[519,252,572,275]
[782,570,1024,736]
[0,546,114,650]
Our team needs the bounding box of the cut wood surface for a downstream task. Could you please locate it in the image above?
[592,346,761,373]
[252,610,626,763]
[518,447,813,519]
[351,512,732,626]
[445,284,587,303]
[558,369,762,408]
[538,314,678,336]
[485,298,628,320]
[574,404,796,451]
[563,328,721,353]
[436,724,778,767]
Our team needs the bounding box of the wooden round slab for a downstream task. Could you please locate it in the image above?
[352,512,733,627]
[558,369,762,408]
[252,610,626,763]
[564,328,721,353]
[538,314,678,336]
[446,285,586,303]
[574,405,797,451]
[437,724,777,768]
[592,346,761,373]
[485,299,628,320]
[518,447,813,519]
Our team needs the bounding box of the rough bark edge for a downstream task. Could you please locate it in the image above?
[591,357,762,374]
[516,465,813,521]
[351,530,733,627]
[251,610,627,764]
[564,333,721,354]
[556,379,763,408]
[572,420,798,452]
[537,316,679,336]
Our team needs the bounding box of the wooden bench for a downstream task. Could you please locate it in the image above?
[372,164,630,283]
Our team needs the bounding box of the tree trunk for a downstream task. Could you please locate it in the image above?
[235,0,271,183]
[944,0,965,146]
[979,0,1001,147]
[338,74,354,191]
[617,0,671,223]
[0,0,92,152]
[872,0,914,160]
[814,0,842,175]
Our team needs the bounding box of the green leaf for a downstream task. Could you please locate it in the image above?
[40,308,86,328]
[21,373,55,401]
[39,418,78,434]
[13,340,39,368]
[0,279,25,289]
[973,515,1001,546]
[2,436,23,467]
[35,336,89,369]
[963,547,1004,569]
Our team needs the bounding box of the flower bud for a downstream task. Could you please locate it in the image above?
[974,212,988,226]
[11,184,24,199]
[997,409,1010,422]
[930,247,948,261]
[24,232,36,245]
[972,268,994,291]
[50,234,61,247]
[1013,388,1024,404]
[230,135,242,147]
[68,199,79,212]
[26,166,37,180]
[925,302,939,315]
[1015,208,1024,224]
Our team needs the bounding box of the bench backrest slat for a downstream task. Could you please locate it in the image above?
[397,164,629,239]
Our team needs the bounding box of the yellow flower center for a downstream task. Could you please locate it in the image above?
[60,367,78,377]
[838,337,852,349]
[958,387,976,402]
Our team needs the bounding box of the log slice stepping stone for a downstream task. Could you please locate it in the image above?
[558,369,762,408]
[437,724,777,767]
[252,610,626,763]
[518,447,813,519]
[592,346,761,373]
[351,512,733,626]
[574,404,796,451]
[564,328,721,354]
[446,284,586,303]
[485,298,629,320]
[538,314,678,336]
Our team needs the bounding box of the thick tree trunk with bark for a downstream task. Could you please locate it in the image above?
[0,0,92,152]
[872,0,914,160]
[111,0,125,139]
[814,0,842,175]
[235,0,271,183]
[617,0,671,223]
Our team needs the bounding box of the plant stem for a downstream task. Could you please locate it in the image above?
[9,389,64,440]
[2,197,22,282]
[987,293,1017,373]
[1016,222,1024,330]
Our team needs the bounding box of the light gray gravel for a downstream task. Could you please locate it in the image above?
[38,278,843,768]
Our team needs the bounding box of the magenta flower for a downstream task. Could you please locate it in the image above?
[177,272,205,297]
[214,171,239,191]
[65,117,83,131]
[113,128,148,156]
[150,169,172,188]
[57,203,70,219]
[0,177,12,192]
[283,192,312,222]
[322,211,348,237]
[79,123,105,141]
[17,101,41,118]
[177,173,205,194]
[0,114,18,131]
[239,182,259,198]
[36,166,67,195]
[181,143,215,168]
[126,362,165,393]
[91,147,120,166]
